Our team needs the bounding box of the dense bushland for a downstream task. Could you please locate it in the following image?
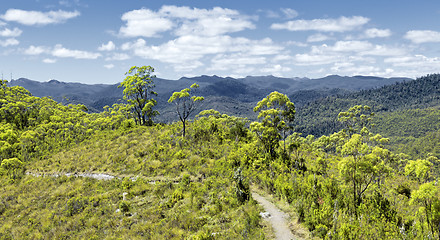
[1,74,440,239]
[295,74,440,137]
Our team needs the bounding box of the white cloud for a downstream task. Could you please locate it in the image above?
[330,61,355,71]
[285,41,308,47]
[208,53,266,71]
[404,30,440,44]
[271,16,369,32]
[52,44,101,59]
[173,14,254,37]
[122,35,282,65]
[119,8,173,38]
[310,41,406,56]
[162,6,255,37]
[330,64,394,76]
[1,9,80,26]
[24,45,48,55]
[292,40,406,67]
[173,61,204,72]
[273,54,293,62]
[159,5,242,20]
[98,41,116,51]
[307,33,329,42]
[260,64,292,75]
[363,28,391,38]
[0,27,22,37]
[326,40,373,52]
[261,8,298,19]
[119,6,255,38]
[121,34,283,74]
[293,53,340,65]
[246,38,283,55]
[104,64,115,69]
[43,58,57,63]
[362,45,406,56]
[105,53,130,61]
[0,38,19,47]
[280,8,298,19]
[232,67,256,75]
[385,54,440,68]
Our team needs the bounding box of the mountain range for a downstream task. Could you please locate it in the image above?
[8,75,412,122]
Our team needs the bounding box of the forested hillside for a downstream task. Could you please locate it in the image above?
[2,72,440,239]
[295,74,440,136]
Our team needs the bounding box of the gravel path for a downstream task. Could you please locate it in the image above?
[252,192,296,240]
[26,171,117,180]
[26,171,184,184]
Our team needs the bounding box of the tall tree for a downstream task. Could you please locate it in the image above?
[338,105,374,137]
[0,80,39,130]
[251,91,295,158]
[168,83,204,137]
[338,134,392,218]
[119,66,158,126]
[410,181,440,238]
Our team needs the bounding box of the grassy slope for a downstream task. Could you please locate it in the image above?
[1,124,269,239]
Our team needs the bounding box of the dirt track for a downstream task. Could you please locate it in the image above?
[252,192,296,240]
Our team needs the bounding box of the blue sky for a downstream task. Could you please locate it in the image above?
[1,0,440,84]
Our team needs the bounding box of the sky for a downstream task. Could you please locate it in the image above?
[1,0,440,84]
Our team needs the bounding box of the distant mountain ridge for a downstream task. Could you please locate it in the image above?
[8,75,411,122]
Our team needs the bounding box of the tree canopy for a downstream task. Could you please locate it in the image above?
[251,91,295,159]
[168,83,204,137]
[119,66,158,126]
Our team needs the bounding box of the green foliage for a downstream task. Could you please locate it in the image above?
[168,83,204,136]
[3,76,440,239]
[338,105,374,136]
[233,168,250,204]
[119,200,130,213]
[405,159,433,183]
[65,196,89,216]
[251,91,295,159]
[410,181,440,238]
[0,119,268,239]
[339,132,393,217]
[296,74,440,137]
[119,65,158,126]
[1,157,24,179]
[0,80,39,130]
[372,108,440,160]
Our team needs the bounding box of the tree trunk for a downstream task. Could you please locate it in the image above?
[182,119,186,137]
[354,180,358,218]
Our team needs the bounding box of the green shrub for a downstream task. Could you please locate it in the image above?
[65,196,88,216]
[119,200,130,213]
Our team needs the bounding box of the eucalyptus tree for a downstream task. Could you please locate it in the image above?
[0,80,39,130]
[410,181,440,238]
[168,83,204,137]
[119,66,158,126]
[250,91,295,159]
[338,105,374,137]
